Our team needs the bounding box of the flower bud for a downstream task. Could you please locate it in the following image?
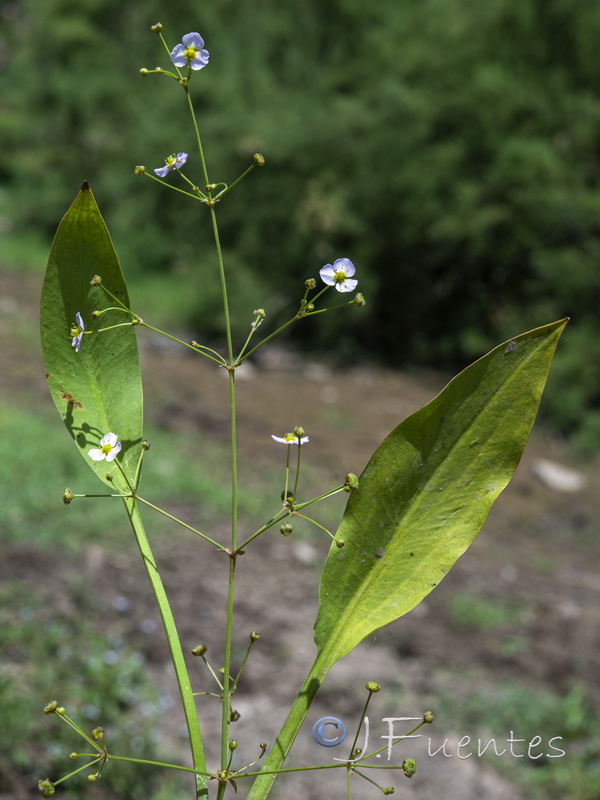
[229,740,238,751]
[69,752,78,760]
[87,774,98,782]
[353,293,366,307]
[344,473,359,492]
[191,644,208,657]
[151,22,163,33]
[56,706,66,716]
[62,488,74,505]
[91,310,101,319]
[260,741,268,752]
[383,787,395,795]
[230,709,241,722]
[280,523,293,537]
[139,68,149,77]
[38,779,55,797]
[335,539,345,548]
[132,316,142,325]
[134,165,146,174]
[90,275,102,286]
[253,153,266,166]
[305,278,317,290]
[365,681,380,693]
[142,440,151,450]
[249,631,261,641]
[92,727,104,741]
[105,473,113,482]
[423,711,434,724]
[293,426,305,438]
[401,757,417,778]
[253,308,266,320]
[306,303,315,312]
[43,701,58,714]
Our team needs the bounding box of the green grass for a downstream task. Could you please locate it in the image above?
[0,579,190,799]
[0,393,348,555]
[449,592,526,631]
[433,679,600,800]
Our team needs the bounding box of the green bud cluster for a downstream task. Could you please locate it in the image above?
[401,757,417,778]
[38,779,55,797]
[344,472,359,491]
[365,681,380,693]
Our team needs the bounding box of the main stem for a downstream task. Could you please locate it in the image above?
[186,85,239,796]
[124,498,208,799]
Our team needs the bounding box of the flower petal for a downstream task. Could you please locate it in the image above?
[101,432,119,447]
[169,43,187,65]
[154,165,170,177]
[105,442,122,462]
[190,50,210,70]
[88,448,106,461]
[182,32,205,49]
[333,258,355,277]
[319,264,336,285]
[334,278,358,293]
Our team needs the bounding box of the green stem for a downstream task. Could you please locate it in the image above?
[52,756,104,786]
[236,508,290,551]
[137,320,226,365]
[185,88,211,193]
[219,555,237,772]
[237,316,298,364]
[214,162,257,200]
[245,647,335,800]
[134,494,226,551]
[107,753,213,777]
[123,498,208,799]
[292,442,302,499]
[144,171,205,200]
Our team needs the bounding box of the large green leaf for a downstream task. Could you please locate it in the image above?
[315,319,567,667]
[40,183,143,487]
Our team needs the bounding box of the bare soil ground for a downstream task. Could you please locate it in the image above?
[2,271,599,799]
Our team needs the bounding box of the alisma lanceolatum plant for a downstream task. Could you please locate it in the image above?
[38,22,567,800]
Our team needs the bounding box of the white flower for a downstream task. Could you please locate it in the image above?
[170,32,210,71]
[71,312,84,352]
[271,433,309,445]
[319,258,358,293]
[88,432,122,462]
[154,152,188,178]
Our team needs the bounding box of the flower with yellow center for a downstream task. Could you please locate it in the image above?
[319,258,358,293]
[88,432,122,463]
[170,32,210,71]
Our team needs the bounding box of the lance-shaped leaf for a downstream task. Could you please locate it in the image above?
[315,319,567,668]
[40,183,143,487]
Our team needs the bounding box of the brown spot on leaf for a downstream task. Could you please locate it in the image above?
[61,391,83,409]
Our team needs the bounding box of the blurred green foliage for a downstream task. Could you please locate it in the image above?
[2,0,600,448]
